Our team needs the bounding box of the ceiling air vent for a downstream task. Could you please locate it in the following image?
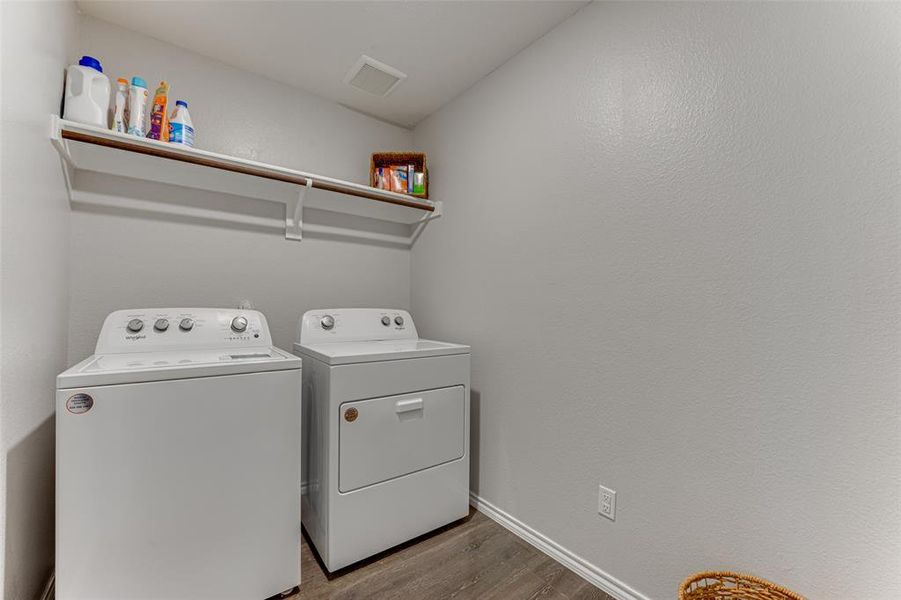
[344,55,407,97]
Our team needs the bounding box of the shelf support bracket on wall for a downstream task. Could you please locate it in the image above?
[286,178,312,241]
[409,200,442,246]
[49,115,76,204]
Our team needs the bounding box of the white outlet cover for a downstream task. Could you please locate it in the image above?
[598,484,616,521]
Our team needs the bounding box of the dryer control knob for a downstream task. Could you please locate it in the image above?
[231,316,248,332]
[179,318,194,331]
[381,316,391,326]
[321,315,335,330]
[154,318,169,332]
[394,316,405,326]
[126,318,144,333]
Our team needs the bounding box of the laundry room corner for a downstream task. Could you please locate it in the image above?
[3,2,900,599]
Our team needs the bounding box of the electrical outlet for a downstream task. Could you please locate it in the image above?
[598,484,616,521]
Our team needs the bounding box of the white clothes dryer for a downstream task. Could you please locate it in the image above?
[294,308,470,572]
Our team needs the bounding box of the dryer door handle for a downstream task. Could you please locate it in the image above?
[395,398,423,413]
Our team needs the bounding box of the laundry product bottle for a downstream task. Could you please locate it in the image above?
[63,56,111,127]
[111,78,128,133]
[168,100,194,147]
[127,77,149,136]
[146,81,170,141]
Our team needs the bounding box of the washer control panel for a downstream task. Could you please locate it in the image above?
[96,308,272,353]
[299,308,417,344]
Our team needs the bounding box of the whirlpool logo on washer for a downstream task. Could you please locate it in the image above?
[66,393,94,414]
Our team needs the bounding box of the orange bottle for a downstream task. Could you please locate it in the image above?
[147,81,170,141]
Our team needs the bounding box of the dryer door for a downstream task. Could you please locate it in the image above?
[338,386,465,493]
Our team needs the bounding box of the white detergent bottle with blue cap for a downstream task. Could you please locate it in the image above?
[168,100,194,147]
[63,56,110,127]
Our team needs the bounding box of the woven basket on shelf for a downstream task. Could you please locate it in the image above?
[369,151,429,199]
[679,572,804,600]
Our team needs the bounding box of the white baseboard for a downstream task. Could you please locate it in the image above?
[469,492,651,600]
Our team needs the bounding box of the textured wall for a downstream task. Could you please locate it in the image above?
[1,2,78,598]
[67,17,415,360]
[412,3,901,598]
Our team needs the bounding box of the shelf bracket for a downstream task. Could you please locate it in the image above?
[50,115,76,204]
[409,200,442,246]
[286,178,312,241]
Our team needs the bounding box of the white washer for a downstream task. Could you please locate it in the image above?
[56,308,302,600]
[294,308,470,571]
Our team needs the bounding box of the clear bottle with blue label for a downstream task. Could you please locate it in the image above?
[168,100,194,147]
[127,77,149,136]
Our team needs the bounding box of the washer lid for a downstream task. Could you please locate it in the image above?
[57,346,301,388]
[294,338,469,365]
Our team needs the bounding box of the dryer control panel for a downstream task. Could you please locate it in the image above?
[298,308,418,345]
[95,308,272,353]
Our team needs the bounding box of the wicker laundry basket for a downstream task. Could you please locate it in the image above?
[679,572,804,600]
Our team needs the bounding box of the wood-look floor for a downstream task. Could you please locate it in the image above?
[288,509,613,600]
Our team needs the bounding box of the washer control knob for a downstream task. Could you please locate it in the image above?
[394,315,405,326]
[126,318,144,333]
[381,316,391,326]
[153,318,169,332]
[231,316,248,333]
[321,315,335,330]
[179,318,194,331]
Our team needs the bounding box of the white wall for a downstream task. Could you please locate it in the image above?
[67,16,415,360]
[412,3,901,599]
[0,2,78,598]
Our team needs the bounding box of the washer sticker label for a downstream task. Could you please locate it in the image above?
[66,393,94,414]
